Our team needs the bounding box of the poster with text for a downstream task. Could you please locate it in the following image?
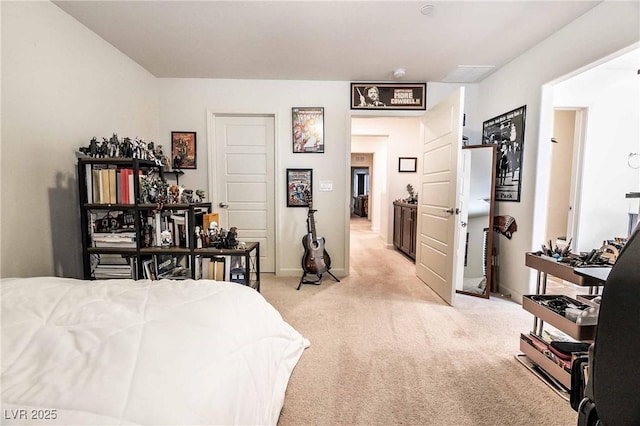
[482,106,526,202]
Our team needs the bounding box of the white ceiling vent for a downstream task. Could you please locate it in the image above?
[441,65,496,83]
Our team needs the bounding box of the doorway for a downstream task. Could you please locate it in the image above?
[351,154,372,219]
[537,46,639,262]
[545,108,586,248]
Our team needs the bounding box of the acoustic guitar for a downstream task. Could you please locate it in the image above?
[301,190,331,275]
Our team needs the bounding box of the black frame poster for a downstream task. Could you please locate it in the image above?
[292,107,324,153]
[482,105,526,202]
[350,83,426,110]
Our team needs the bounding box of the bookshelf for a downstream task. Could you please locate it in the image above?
[77,157,212,280]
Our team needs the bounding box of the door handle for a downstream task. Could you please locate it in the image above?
[219,202,229,209]
[443,208,460,215]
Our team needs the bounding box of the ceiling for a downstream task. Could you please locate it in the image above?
[53,1,602,83]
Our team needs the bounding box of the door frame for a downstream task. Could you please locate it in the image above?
[345,109,447,279]
[207,110,278,272]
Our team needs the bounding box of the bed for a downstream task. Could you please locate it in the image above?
[1,277,309,425]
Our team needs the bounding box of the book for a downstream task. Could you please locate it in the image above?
[92,169,102,203]
[108,167,117,203]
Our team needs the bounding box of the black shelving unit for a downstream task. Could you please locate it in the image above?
[77,157,212,280]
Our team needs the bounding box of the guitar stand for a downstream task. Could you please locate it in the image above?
[297,269,340,290]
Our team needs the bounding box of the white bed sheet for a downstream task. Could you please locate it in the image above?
[1,277,309,425]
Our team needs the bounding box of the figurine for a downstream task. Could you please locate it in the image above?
[225,227,238,249]
[195,189,205,203]
[168,185,181,204]
[181,189,194,204]
[195,226,203,248]
[160,229,172,247]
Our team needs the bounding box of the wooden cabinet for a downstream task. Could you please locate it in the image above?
[393,201,416,260]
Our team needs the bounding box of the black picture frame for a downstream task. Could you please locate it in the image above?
[398,157,417,173]
[351,83,426,110]
[286,168,312,207]
[171,131,197,170]
[292,107,324,153]
[482,105,526,202]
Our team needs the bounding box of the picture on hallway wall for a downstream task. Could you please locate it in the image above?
[350,83,426,110]
[292,107,324,153]
[286,168,312,207]
[482,106,526,202]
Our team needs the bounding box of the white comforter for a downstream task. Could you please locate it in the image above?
[1,277,309,425]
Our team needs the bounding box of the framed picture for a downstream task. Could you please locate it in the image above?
[398,157,417,172]
[171,131,197,169]
[286,168,312,207]
[292,107,324,153]
[351,83,427,110]
[482,105,526,202]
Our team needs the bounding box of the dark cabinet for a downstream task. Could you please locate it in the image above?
[393,201,416,260]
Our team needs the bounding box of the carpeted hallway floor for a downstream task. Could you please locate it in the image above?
[262,217,578,426]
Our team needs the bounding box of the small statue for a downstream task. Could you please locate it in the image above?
[181,189,194,204]
[195,226,203,248]
[168,185,181,204]
[225,227,238,249]
[195,189,205,203]
[405,184,418,204]
[160,229,172,247]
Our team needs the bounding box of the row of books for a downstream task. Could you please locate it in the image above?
[91,253,248,282]
[86,165,142,204]
[91,254,137,279]
[93,231,136,248]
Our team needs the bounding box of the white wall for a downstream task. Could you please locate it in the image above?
[477,1,640,300]
[553,64,640,252]
[1,1,159,278]
[157,78,350,276]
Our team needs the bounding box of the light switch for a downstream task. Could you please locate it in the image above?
[319,181,333,191]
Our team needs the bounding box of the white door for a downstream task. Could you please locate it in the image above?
[211,115,275,272]
[415,88,465,306]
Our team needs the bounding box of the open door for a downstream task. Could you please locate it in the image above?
[415,88,465,306]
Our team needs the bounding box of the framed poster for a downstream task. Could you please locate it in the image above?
[292,107,324,153]
[171,131,197,169]
[482,106,526,202]
[398,157,417,172]
[351,83,426,110]
[286,168,312,207]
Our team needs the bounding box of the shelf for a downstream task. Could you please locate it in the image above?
[87,247,137,255]
[84,202,210,210]
[140,247,192,255]
[523,295,596,341]
[525,253,603,286]
[519,335,571,390]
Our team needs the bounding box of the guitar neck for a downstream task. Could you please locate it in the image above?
[308,209,318,243]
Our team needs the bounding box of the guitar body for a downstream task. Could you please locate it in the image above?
[301,233,331,275]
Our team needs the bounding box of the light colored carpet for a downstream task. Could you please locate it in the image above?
[262,217,577,426]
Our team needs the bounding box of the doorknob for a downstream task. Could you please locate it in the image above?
[443,208,460,215]
[460,221,467,228]
[219,202,229,209]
